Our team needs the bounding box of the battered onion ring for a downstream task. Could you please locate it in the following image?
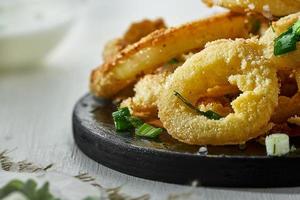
[296,68,300,90]
[197,98,233,117]
[121,75,239,117]
[90,13,249,98]
[271,69,300,123]
[120,72,169,117]
[288,116,300,126]
[271,94,300,123]
[158,39,278,145]
[103,19,166,62]
[203,0,300,17]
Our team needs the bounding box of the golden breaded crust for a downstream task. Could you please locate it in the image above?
[203,0,300,17]
[158,38,279,145]
[123,18,166,45]
[288,116,300,126]
[90,12,249,98]
[271,94,300,123]
[102,19,166,63]
[120,72,169,116]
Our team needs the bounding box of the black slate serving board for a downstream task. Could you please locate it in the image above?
[73,94,300,187]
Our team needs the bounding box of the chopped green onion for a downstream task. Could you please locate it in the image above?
[202,110,223,120]
[168,58,179,64]
[136,123,163,138]
[174,91,223,120]
[270,23,275,33]
[274,29,297,55]
[250,18,261,34]
[274,20,300,56]
[127,116,144,128]
[292,20,300,36]
[112,107,162,138]
[112,107,132,131]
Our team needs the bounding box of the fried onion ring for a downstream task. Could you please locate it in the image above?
[271,70,300,123]
[90,13,249,98]
[103,19,166,62]
[158,39,279,145]
[121,74,239,118]
[271,94,300,123]
[120,72,169,117]
[296,68,300,90]
[203,0,300,17]
[288,116,300,126]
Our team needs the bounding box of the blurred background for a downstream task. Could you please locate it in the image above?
[0,1,223,150]
[0,1,223,198]
[0,0,223,70]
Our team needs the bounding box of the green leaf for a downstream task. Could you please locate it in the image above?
[36,182,55,200]
[174,91,223,120]
[136,123,163,138]
[0,180,24,198]
[22,180,37,199]
[0,179,60,200]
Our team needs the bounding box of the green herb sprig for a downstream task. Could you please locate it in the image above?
[135,124,162,138]
[112,107,163,138]
[174,91,223,120]
[274,20,300,56]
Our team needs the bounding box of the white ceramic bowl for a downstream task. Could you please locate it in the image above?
[0,0,82,69]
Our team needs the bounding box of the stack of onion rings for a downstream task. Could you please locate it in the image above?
[90,13,249,98]
[90,1,300,145]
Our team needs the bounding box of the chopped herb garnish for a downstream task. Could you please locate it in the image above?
[112,107,162,138]
[270,22,275,33]
[127,116,144,128]
[250,18,261,34]
[174,91,223,120]
[168,58,179,64]
[274,20,300,56]
[136,123,163,138]
[112,107,132,131]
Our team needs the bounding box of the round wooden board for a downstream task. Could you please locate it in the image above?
[73,94,300,187]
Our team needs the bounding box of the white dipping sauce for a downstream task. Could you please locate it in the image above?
[0,0,79,68]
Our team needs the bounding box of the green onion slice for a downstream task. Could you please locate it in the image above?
[174,91,223,120]
[112,107,162,138]
[136,123,163,138]
[250,18,261,34]
[274,20,300,56]
[127,116,144,128]
[112,107,132,131]
[168,58,180,64]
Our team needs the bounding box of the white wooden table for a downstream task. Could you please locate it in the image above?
[1,0,300,199]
